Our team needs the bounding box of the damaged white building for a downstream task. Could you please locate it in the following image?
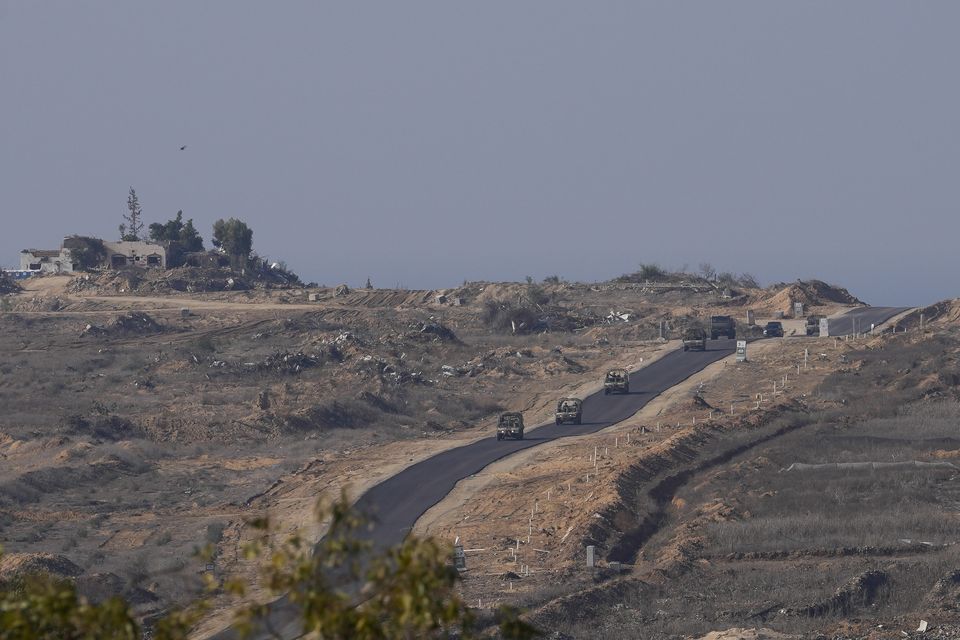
[20,248,76,273]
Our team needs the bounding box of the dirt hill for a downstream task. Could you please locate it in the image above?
[753,280,863,315]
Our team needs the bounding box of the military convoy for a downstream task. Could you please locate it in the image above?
[496,412,525,440]
[682,327,707,351]
[554,398,583,425]
[603,368,630,395]
[496,309,841,437]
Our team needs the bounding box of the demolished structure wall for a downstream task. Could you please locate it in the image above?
[19,248,76,273]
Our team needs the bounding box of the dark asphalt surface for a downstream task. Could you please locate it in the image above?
[211,306,911,639]
[827,306,911,336]
[353,338,737,556]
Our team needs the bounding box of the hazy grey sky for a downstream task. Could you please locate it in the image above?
[2,2,958,306]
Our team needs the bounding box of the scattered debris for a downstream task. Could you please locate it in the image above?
[81,312,164,337]
[606,310,632,323]
[415,322,458,343]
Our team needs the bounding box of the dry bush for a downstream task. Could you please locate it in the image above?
[482,301,543,334]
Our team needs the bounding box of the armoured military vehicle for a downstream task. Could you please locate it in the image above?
[604,368,630,395]
[555,397,583,425]
[682,327,707,351]
[763,321,785,337]
[496,412,525,440]
[710,315,737,340]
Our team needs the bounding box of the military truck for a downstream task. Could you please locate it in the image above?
[805,315,824,336]
[496,412,524,440]
[710,315,737,340]
[555,397,583,425]
[603,368,630,395]
[682,327,707,351]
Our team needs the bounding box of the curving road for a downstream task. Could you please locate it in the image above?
[211,338,737,639]
[352,339,737,558]
[827,306,911,336]
[211,305,911,639]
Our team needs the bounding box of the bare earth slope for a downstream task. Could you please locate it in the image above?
[0,272,874,634]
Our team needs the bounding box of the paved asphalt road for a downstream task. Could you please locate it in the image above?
[212,305,910,639]
[827,306,912,336]
[353,339,737,557]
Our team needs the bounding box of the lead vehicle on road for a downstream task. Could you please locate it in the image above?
[604,368,630,395]
[496,412,525,440]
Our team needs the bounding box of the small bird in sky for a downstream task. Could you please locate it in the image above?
[179,145,187,151]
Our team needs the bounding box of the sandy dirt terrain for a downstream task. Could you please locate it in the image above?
[0,269,870,635]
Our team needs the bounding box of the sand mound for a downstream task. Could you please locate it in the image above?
[757,280,863,315]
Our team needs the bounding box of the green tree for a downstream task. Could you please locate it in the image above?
[119,188,144,241]
[62,236,107,271]
[0,572,139,639]
[0,495,541,640]
[231,493,539,639]
[211,218,253,270]
[149,211,205,267]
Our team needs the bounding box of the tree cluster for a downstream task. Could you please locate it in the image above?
[211,218,253,270]
[148,211,204,267]
[62,236,107,271]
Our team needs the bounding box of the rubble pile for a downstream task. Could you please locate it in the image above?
[482,299,600,334]
[409,322,459,343]
[67,265,301,295]
[82,311,164,337]
[256,351,321,374]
